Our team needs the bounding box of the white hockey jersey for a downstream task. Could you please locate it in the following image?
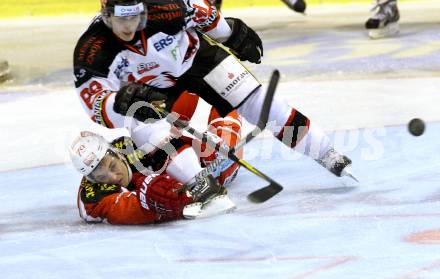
[73,0,231,130]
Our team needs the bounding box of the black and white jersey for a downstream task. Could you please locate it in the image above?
[73,0,231,128]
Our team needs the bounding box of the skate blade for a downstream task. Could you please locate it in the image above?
[183,195,236,219]
[341,166,359,183]
[368,22,399,39]
[183,202,203,219]
[198,195,236,218]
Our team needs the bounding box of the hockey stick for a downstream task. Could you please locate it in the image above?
[231,70,279,153]
[164,112,282,196]
[163,70,283,202]
[243,70,284,203]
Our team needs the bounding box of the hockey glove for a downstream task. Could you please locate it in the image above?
[133,173,194,221]
[223,17,263,64]
[113,83,167,122]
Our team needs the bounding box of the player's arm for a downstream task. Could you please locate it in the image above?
[73,33,127,129]
[76,177,156,224]
[73,22,167,129]
[185,0,230,41]
[77,174,194,225]
[132,173,195,222]
[73,72,121,128]
[196,109,243,187]
[74,66,170,132]
[185,0,263,64]
[83,191,158,225]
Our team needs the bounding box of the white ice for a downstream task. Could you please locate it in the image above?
[1,2,439,279]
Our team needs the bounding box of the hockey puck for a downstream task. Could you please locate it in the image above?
[408,118,425,136]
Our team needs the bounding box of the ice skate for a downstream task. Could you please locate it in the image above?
[365,0,400,39]
[187,174,227,204]
[281,0,307,14]
[316,148,359,182]
[183,174,235,219]
[183,194,236,219]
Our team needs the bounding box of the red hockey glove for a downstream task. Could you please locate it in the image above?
[133,173,193,221]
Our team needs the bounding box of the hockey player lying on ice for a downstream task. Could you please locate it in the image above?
[73,0,357,204]
[69,127,241,224]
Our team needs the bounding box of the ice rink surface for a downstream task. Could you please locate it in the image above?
[1,2,439,278]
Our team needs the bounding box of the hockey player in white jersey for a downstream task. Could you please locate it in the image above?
[365,0,400,39]
[211,0,306,14]
[73,0,356,196]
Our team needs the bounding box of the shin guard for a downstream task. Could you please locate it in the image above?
[276,108,310,148]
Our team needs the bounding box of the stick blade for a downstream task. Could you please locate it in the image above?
[247,183,283,203]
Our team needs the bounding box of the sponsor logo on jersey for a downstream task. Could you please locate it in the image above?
[224,70,250,94]
[81,179,120,203]
[153,35,174,51]
[78,36,106,65]
[126,150,146,165]
[148,3,184,21]
[191,4,216,27]
[83,183,96,199]
[138,174,159,210]
[114,58,129,79]
[92,91,110,127]
[170,46,179,61]
[137,62,159,74]
[100,184,118,191]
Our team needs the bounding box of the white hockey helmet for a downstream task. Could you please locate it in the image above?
[69,131,111,176]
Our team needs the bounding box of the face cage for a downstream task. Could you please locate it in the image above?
[101,4,148,32]
[86,148,130,183]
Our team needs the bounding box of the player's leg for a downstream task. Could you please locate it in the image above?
[122,89,208,187]
[237,86,353,178]
[202,108,243,187]
[181,37,354,178]
[170,90,200,121]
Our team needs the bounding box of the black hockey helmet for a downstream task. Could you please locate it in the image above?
[102,0,148,31]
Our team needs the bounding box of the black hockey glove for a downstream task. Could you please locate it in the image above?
[223,17,263,64]
[113,83,167,122]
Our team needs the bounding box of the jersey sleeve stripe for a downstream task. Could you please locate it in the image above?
[101,93,115,128]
